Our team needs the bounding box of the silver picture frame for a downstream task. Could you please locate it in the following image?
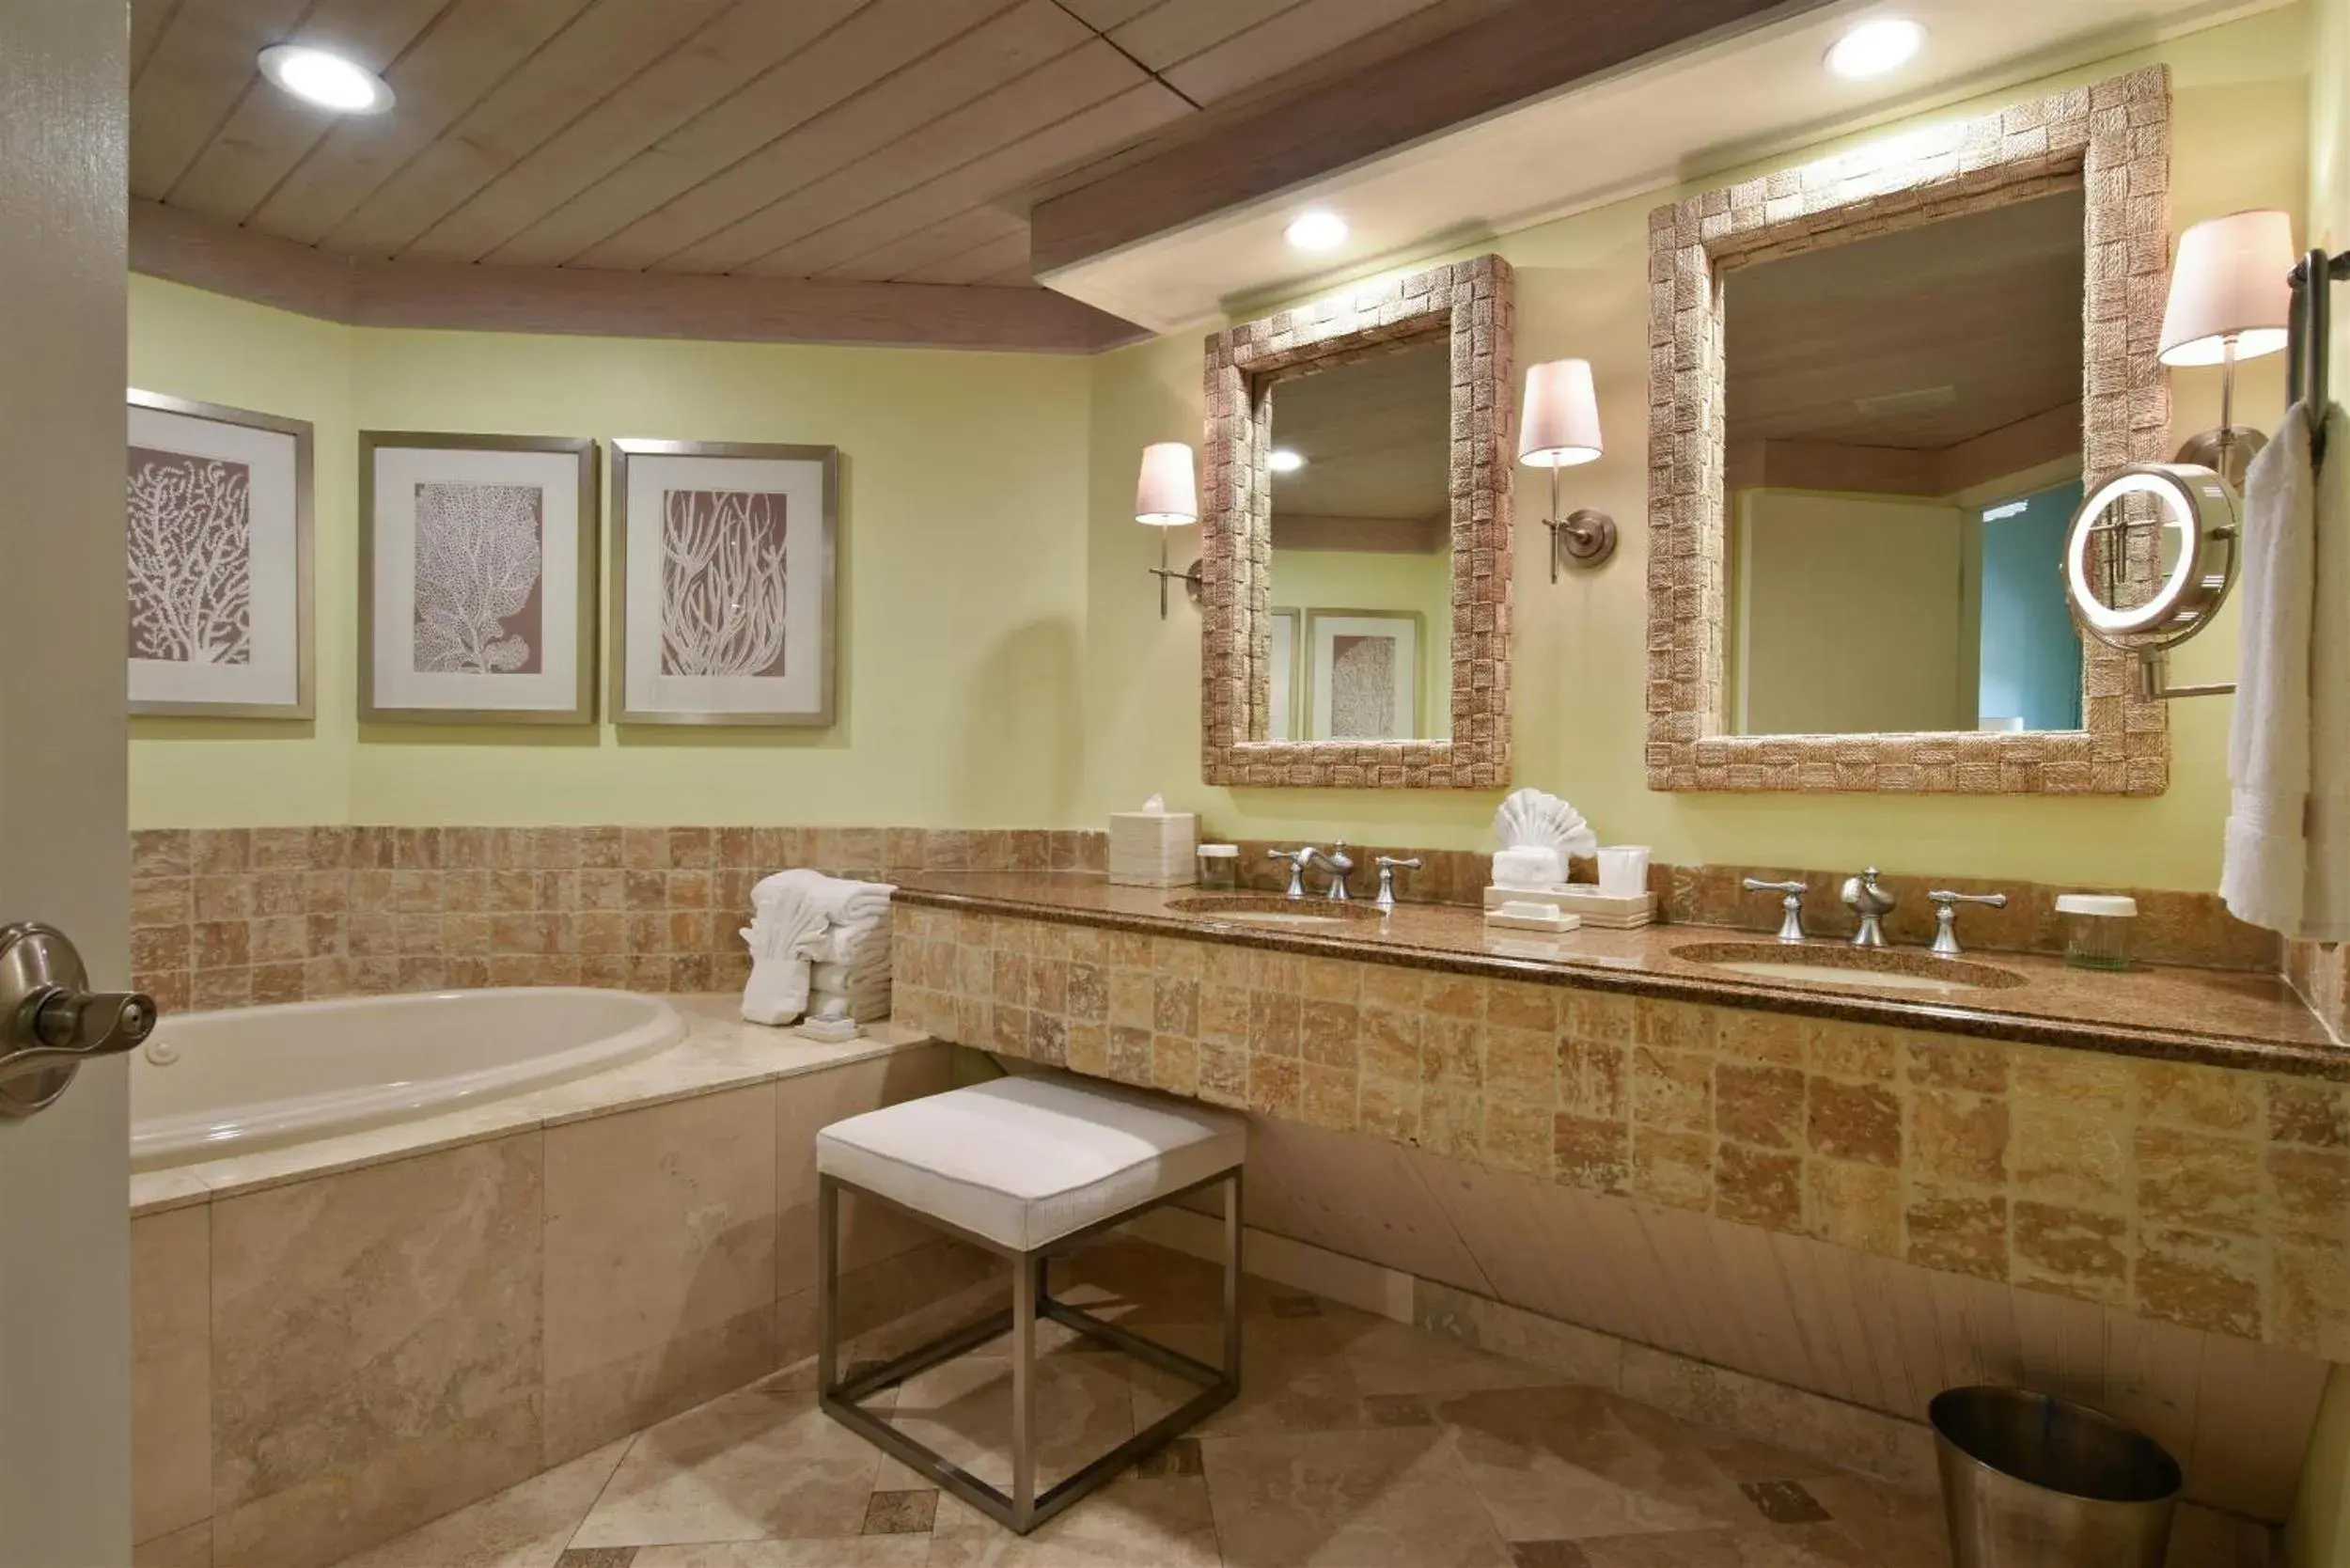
[358,431,600,726]
[610,438,839,728]
[126,389,315,720]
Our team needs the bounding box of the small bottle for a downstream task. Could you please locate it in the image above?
[1196,844,1240,893]
[2056,894,2137,971]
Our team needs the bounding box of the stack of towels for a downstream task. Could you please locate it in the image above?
[740,869,896,1027]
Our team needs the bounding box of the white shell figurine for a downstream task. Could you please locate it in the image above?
[1491,788,1596,891]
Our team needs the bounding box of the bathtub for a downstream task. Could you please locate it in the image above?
[131,987,685,1169]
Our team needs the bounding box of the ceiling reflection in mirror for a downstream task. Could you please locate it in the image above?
[1264,337,1452,742]
[1723,189,2088,737]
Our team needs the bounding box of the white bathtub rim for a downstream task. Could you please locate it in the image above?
[129,1004,935,1215]
[132,987,686,1171]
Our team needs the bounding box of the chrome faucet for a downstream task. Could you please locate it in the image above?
[1928,890,2008,956]
[1375,855,1422,911]
[1307,842,1355,902]
[1841,868,1897,949]
[1267,846,1317,901]
[1743,878,1809,943]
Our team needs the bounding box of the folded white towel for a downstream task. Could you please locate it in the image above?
[751,868,893,926]
[805,921,890,969]
[739,893,827,1027]
[2223,405,2350,938]
[812,957,888,989]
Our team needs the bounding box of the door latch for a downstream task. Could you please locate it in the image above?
[0,922,157,1116]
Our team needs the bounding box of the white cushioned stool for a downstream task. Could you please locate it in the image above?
[815,1074,1246,1533]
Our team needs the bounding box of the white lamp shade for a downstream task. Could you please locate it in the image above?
[1135,441,1198,525]
[1518,358,1604,467]
[2159,210,2294,367]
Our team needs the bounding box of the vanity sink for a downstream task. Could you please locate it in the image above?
[1163,895,1386,928]
[1672,940,2030,995]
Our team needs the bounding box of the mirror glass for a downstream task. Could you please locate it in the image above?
[1722,189,2088,736]
[1263,337,1452,742]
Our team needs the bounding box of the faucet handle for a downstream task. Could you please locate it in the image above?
[1374,855,1422,910]
[1927,890,2008,957]
[1266,845,1315,901]
[1742,878,1808,944]
[1320,841,1355,902]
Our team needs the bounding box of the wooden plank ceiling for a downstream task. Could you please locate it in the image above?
[128,0,1496,300]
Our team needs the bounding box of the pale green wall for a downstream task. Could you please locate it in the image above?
[130,7,2314,890]
[128,276,1093,828]
[1731,491,1968,736]
[1082,8,2309,890]
[1267,546,1453,739]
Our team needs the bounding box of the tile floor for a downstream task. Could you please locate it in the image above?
[326,1240,2267,1568]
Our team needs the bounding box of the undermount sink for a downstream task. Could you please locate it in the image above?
[1163,894,1386,928]
[1671,940,2030,995]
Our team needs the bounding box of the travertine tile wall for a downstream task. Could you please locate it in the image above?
[132,823,2281,1017]
[131,1046,989,1568]
[890,906,2350,1362]
[129,826,1104,1013]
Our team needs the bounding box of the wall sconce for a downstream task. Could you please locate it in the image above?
[1516,358,1616,578]
[2058,210,2295,703]
[1135,441,1202,619]
[2160,209,2295,490]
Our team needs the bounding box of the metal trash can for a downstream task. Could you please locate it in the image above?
[1930,1387,2183,1568]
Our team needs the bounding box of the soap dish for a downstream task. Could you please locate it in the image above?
[1483,885,1654,929]
[1484,902,1582,933]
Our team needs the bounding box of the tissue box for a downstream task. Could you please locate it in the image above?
[1109,812,1198,887]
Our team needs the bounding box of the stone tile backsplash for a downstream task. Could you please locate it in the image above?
[130,825,1104,1014]
[131,823,2281,1016]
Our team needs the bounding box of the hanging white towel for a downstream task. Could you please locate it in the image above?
[2304,406,2350,939]
[2222,404,2350,938]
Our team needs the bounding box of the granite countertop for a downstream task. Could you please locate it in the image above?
[893,872,2348,1079]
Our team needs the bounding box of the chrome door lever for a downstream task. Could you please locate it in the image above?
[0,922,158,1116]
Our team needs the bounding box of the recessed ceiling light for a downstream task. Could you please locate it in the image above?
[1268,449,1307,473]
[1825,18,1924,81]
[1285,212,1348,252]
[258,44,394,114]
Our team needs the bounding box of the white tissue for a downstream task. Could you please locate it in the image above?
[1143,793,1166,813]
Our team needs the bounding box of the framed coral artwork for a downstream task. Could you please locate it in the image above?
[127,390,313,718]
[359,431,599,724]
[610,439,838,727]
[1304,608,1424,742]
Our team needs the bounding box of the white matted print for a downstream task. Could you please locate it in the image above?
[127,391,312,717]
[1268,606,1301,742]
[360,432,598,724]
[1305,609,1422,742]
[613,440,838,726]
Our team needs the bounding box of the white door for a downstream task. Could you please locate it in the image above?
[0,2,133,1562]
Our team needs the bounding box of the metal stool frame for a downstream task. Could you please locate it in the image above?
[816,1167,1242,1535]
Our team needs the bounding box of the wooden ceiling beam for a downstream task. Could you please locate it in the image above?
[1026,0,1836,276]
[130,198,1145,353]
